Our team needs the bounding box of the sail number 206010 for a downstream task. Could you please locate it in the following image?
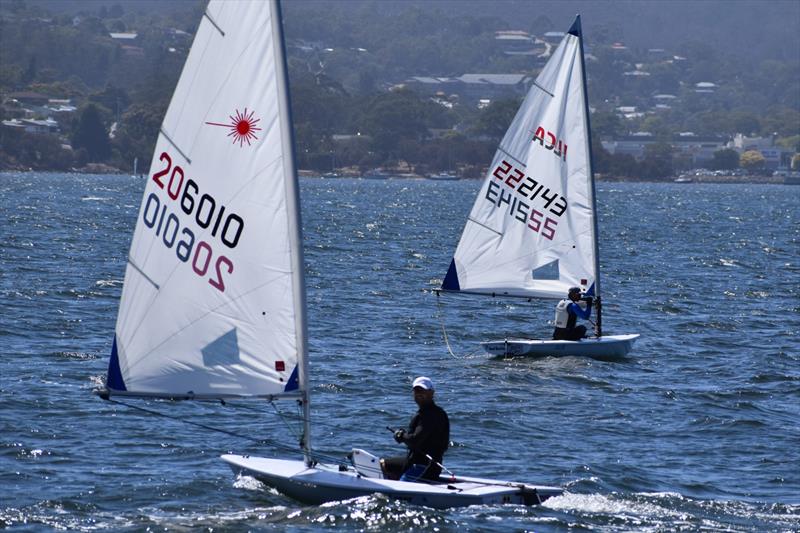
[142,151,245,293]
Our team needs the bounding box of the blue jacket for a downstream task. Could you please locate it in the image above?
[569,301,592,320]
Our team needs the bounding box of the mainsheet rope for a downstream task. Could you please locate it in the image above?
[435,291,483,359]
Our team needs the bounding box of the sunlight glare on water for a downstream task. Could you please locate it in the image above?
[0,172,798,531]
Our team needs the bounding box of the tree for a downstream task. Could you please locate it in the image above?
[72,104,111,162]
[740,150,765,173]
[608,153,639,178]
[710,148,740,170]
[109,4,125,18]
[530,15,554,35]
[639,142,673,179]
[591,138,613,175]
[0,128,74,171]
[470,98,520,140]
[762,108,800,137]
[111,100,168,172]
[108,20,126,33]
[22,55,37,84]
[640,115,671,139]
[0,64,22,90]
[89,85,130,117]
[776,135,800,152]
[359,89,448,159]
[590,111,623,139]
[728,111,760,136]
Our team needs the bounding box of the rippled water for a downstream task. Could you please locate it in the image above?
[1,172,798,531]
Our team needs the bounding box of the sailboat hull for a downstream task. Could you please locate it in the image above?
[221,454,562,508]
[482,334,640,358]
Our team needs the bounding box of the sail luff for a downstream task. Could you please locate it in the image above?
[572,15,603,336]
[270,0,312,465]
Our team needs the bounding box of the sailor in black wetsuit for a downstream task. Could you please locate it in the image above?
[380,376,450,482]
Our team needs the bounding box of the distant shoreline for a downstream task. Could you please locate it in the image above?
[0,168,792,185]
[599,174,788,185]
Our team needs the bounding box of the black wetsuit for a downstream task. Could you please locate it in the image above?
[384,402,450,481]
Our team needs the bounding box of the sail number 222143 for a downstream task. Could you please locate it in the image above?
[141,151,245,293]
[485,159,567,240]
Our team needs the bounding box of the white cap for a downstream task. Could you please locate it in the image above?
[412,376,434,390]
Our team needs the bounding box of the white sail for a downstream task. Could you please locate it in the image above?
[442,20,598,300]
[106,0,307,399]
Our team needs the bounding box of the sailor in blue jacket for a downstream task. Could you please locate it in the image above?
[552,287,593,340]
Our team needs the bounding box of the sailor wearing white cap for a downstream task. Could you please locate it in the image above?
[380,376,450,482]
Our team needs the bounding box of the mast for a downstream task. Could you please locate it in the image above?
[271,0,312,465]
[570,15,602,337]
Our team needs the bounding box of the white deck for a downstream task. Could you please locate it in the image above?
[482,334,640,358]
[221,454,562,508]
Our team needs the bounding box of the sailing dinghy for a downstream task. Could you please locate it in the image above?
[438,16,639,358]
[98,0,562,508]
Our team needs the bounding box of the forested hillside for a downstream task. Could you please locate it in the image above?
[1,0,798,177]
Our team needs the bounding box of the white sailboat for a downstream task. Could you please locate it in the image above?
[98,0,562,508]
[438,16,639,358]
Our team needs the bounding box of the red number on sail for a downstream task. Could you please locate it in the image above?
[152,152,171,189]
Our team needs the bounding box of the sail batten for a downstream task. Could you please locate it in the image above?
[106,0,306,400]
[203,11,225,37]
[531,80,555,98]
[496,146,528,168]
[158,128,191,164]
[442,22,598,302]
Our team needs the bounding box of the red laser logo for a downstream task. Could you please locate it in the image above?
[205,108,261,147]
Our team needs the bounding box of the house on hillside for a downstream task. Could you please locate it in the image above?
[615,106,644,119]
[543,31,565,43]
[46,99,77,113]
[729,133,773,152]
[108,32,145,57]
[405,73,530,106]
[602,132,654,159]
[671,133,729,165]
[652,94,677,111]
[120,45,145,57]
[5,92,50,107]
[2,117,60,134]
[729,133,792,169]
[109,32,138,41]
[695,81,717,94]
[1,91,73,139]
[603,132,728,166]
[494,30,546,57]
[495,30,532,46]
